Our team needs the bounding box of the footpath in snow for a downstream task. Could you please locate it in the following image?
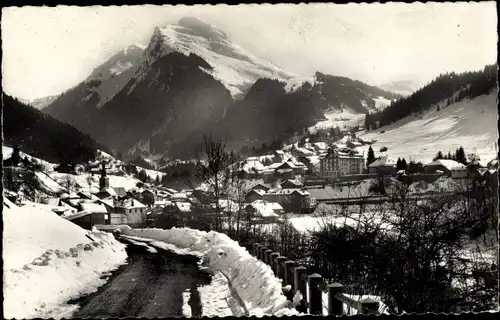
[115,226,303,317]
[2,198,128,319]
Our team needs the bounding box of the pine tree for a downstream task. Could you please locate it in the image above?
[11,145,21,166]
[401,158,408,171]
[433,151,444,161]
[137,169,148,182]
[155,175,160,185]
[396,158,402,171]
[367,146,376,167]
[455,146,467,165]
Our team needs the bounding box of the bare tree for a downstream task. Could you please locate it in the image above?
[308,176,498,313]
[189,134,233,232]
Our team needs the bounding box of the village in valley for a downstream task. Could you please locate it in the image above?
[3,128,498,235]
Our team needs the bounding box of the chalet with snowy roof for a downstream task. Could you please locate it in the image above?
[368,156,397,176]
[274,158,307,179]
[263,188,313,213]
[290,145,315,158]
[245,200,284,222]
[52,202,77,216]
[239,158,265,178]
[78,201,108,225]
[250,183,271,193]
[320,148,365,178]
[111,198,147,226]
[245,189,265,203]
[424,159,465,177]
[280,179,303,189]
[65,212,98,230]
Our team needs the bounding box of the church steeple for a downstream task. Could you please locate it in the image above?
[99,161,109,190]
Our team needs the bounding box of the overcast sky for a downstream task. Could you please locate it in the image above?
[2,2,497,100]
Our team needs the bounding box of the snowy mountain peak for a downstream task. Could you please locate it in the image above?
[136,16,295,99]
[124,44,146,55]
[85,44,145,107]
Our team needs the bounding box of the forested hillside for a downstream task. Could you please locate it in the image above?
[365,64,497,129]
[3,94,104,164]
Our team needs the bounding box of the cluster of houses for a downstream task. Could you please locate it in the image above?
[40,163,150,229]
[5,134,499,231]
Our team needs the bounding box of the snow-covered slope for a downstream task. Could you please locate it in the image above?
[18,94,60,110]
[378,80,420,97]
[357,92,499,163]
[86,44,145,107]
[3,145,56,171]
[2,198,127,318]
[309,108,365,133]
[135,17,294,99]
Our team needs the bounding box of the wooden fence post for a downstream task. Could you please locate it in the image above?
[276,256,286,280]
[284,260,296,288]
[253,243,260,257]
[308,273,323,315]
[328,283,344,316]
[294,266,308,306]
[264,249,273,265]
[259,246,268,261]
[360,297,379,315]
[270,252,280,271]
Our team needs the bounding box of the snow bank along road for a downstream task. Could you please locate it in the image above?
[69,239,211,318]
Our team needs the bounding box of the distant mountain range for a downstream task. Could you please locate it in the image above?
[378,80,421,97]
[41,16,400,159]
[18,95,60,110]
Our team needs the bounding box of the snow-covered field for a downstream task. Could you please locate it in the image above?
[49,171,141,193]
[2,198,127,319]
[357,92,499,164]
[2,145,57,170]
[309,108,366,133]
[115,227,302,316]
[97,150,167,180]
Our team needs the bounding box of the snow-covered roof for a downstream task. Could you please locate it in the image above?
[98,199,114,208]
[176,202,192,213]
[265,188,310,196]
[306,156,321,165]
[246,189,265,196]
[80,202,108,214]
[64,211,92,221]
[425,159,465,171]
[242,159,265,172]
[280,179,303,187]
[103,187,118,197]
[368,156,396,168]
[172,192,189,199]
[248,200,283,217]
[116,198,147,209]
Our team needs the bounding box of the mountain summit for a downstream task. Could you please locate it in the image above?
[136,17,293,99]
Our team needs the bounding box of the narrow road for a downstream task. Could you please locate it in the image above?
[69,239,211,318]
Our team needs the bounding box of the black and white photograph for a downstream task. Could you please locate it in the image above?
[2,2,498,318]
